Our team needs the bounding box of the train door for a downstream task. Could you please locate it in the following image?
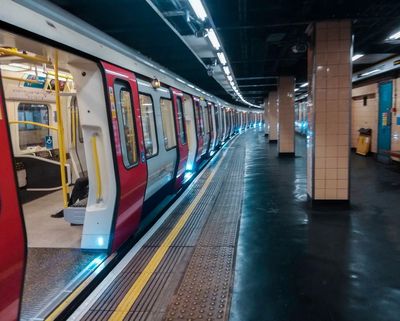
[378,81,393,162]
[200,100,210,156]
[182,94,197,171]
[193,96,204,165]
[101,62,147,251]
[207,102,216,152]
[171,88,188,188]
[0,72,26,321]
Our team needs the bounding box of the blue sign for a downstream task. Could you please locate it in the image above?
[397,116,400,126]
[45,135,53,149]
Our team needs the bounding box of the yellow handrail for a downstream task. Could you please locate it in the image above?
[0,47,50,64]
[9,120,58,131]
[90,135,102,202]
[2,76,43,84]
[71,109,76,148]
[54,49,69,208]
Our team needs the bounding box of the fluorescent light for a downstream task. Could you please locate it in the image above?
[388,31,400,40]
[300,82,308,88]
[217,52,227,65]
[227,75,233,81]
[294,88,299,92]
[352,54,364,62]
[361,69,380,77]
[223,66,230,75]
[188,0,207,21]
[206,28,221,50]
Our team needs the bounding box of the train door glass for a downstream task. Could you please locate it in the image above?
[378,81,392,160]
[182,95,197,171]
[139,93,158,158]
[114,81,139,167]
[176,97,187,145]
[160,98,177,150]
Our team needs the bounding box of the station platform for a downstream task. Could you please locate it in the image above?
[66,127,400,321]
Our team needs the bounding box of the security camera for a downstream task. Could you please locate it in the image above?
[207,66,214,77]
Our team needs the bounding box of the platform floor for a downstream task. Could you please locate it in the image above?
[230,129,400,321]
[68,127,400,321]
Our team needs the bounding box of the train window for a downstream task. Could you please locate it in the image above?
[17,103,49,150]
[194,101,204,136]
[176,97,187,145]
[114,80,138,168]
[160,98,177,150]
[139,94,158,158]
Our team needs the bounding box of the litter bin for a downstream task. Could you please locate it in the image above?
[356,128,372,156]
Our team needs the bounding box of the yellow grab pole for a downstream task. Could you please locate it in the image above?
[91,135,102,202]
[54,49,69,208]
[71,108,76,148]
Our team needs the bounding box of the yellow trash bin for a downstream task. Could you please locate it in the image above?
[356,128,372,156]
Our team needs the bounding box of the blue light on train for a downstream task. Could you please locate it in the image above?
[97,237,104,247]
[186,162,193,171]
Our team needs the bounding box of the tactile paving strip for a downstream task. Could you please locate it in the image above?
[164,141,246,321]
[81,135,246,321]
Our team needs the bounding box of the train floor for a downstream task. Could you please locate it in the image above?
[22,190,82,248]
[61,127,399,321]
[20,190,105,321]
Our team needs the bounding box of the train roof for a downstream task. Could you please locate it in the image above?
[0,0,257,112]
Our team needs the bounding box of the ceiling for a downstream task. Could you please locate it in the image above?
[49,0,400,106]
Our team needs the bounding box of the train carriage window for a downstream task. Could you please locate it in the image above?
[17,103,49,150]
[176,97,187,145]
[139,94,158,158]
[114,80,138,168]
[194,100,204,136]
[160,98,177,150]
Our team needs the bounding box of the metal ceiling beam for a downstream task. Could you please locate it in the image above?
[237,76,278,81]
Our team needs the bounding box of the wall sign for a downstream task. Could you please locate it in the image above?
[45,135,53,149]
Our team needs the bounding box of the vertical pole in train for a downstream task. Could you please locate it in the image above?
[54,49,69,208]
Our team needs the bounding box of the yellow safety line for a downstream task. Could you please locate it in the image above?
[44,275,92,321]
[108,148,228,321]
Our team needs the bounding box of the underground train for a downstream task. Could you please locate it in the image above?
[0,1,263,320]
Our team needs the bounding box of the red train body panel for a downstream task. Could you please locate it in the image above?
[0,76,26,321]
[101,62,148,252]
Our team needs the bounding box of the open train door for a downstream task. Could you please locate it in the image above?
[101,62,147,252]
[0,74,26,321]
[171,88,189,189]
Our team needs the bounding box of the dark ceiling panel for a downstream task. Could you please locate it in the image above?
[49,0,400,105]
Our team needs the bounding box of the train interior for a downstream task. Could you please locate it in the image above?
[0,30,110,320]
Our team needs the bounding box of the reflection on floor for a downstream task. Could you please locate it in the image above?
[22,190,82,248]
[230,129,400,321]
[21,248,103,321]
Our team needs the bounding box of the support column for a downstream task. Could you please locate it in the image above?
[278,76,295,156]
[264,97,269,136]
[267,91,278,142]
[307,20,352,201]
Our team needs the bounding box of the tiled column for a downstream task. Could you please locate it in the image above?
[307,20,352,201]
[278,76,295,155]
[264,97,269,136]
[267,92,278,142]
